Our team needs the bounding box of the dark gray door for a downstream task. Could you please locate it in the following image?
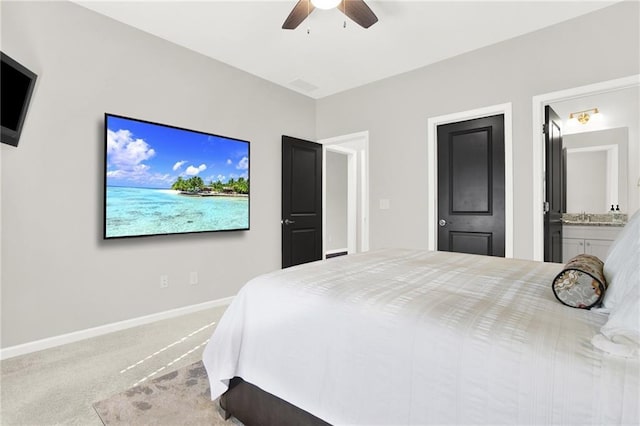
[544,105,563,263]
[282,135,323,268]
[437,114,505,257]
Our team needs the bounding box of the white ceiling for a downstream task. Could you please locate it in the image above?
[74,0,618,99]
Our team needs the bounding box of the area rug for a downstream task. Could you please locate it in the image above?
[93,360,241,425]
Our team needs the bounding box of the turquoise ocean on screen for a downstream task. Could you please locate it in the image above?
[105,186,249,237]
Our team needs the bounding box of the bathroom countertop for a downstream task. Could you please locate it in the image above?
[562,220,626,227]
[562,212,627,227]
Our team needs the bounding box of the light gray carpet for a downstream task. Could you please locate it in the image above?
[2,306,230,425]
[93,360,241,425]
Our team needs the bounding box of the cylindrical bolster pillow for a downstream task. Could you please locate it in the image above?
[552,254,607,309]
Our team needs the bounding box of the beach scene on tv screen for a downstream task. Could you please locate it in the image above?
[105,115,249,238]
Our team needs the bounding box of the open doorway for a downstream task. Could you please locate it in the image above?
[324,149,351,257]
[319,131,370,258]
[531,74,640,261]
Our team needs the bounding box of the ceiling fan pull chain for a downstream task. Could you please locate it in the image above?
[343,0,346,28]
[307,0,311,34]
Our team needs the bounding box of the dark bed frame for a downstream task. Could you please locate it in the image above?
[220,377,331,426]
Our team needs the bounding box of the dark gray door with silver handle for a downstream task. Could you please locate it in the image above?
[282,135,323,268]
[437,114,505,257]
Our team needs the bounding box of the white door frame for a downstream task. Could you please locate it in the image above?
[531,74,639,261]
[319,131,370,256]
[427,103,514,257]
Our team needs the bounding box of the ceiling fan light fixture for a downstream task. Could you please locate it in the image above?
[282,0,378,30]
[311,0,341,10]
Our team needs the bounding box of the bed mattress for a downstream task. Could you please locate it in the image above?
[203,249,639,425]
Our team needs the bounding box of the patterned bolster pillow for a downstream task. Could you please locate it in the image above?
[552,254,607,309]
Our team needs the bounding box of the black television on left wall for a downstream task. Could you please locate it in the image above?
[1,52,38,147]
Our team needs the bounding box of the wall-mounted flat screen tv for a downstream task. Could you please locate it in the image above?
[1,52,38,147]
[104,113,249,239]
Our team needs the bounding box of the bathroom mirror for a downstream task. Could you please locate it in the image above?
[564,127,628,213]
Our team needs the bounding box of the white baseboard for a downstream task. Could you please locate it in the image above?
[0,297,234,360]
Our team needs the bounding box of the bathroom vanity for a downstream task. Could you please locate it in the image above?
[562,221,625,263]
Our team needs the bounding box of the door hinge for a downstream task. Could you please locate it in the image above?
[543,201,550,213]
[542,123,547,134]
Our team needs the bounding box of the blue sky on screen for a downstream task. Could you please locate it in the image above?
[106,115,249,189]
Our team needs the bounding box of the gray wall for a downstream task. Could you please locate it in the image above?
[325,151,348,252]
[0,1,315,347]
[316,1,639,259]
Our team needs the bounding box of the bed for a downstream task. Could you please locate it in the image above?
[203,217,639,425]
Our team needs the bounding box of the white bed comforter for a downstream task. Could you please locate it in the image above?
[203,249,639,425]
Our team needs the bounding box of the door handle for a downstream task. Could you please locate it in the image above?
[282,219,296,225]
[439,219,447,227]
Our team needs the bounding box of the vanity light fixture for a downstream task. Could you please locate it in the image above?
[569,108,600,124]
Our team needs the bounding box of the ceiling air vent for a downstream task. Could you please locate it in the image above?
[289,78,318,93]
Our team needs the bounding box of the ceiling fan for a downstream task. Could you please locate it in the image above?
[282,0,378,30]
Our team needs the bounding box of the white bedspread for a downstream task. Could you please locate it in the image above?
[203,249,639,425]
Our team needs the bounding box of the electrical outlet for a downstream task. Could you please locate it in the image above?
[189,272,199,285]
[160,275,169,288]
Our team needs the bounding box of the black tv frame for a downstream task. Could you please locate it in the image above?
[103,113,251,239]
[1,52,38,147]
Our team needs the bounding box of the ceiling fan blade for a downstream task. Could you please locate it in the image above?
[337,0,378,29]
[282,0,315,30]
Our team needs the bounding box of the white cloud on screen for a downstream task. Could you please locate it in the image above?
[236,156,249,170]
[149,173,173,185]
[106,170,125,178]
[106,129,178,187]
[107,129,155,168]
[173,160,187,171]
[185,164,207,176]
